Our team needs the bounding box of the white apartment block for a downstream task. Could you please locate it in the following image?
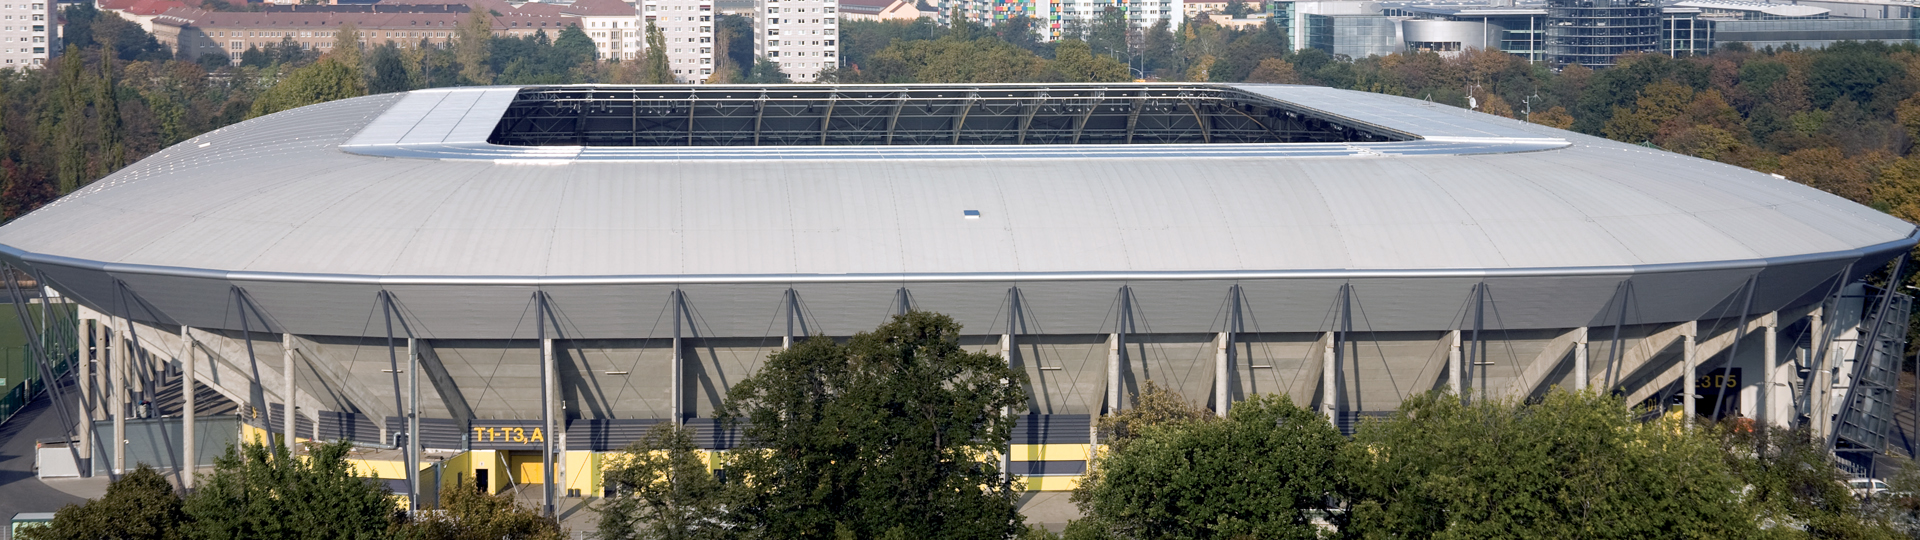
[753,0,836,82]
[0,1,52,68]
[938,0,1183,42]
[569,0,643,61]
[581,17,642,61]
[643,0,715,82]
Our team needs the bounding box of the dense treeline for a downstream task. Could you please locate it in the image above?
[21,313,1920,539]
[19,439,565,540]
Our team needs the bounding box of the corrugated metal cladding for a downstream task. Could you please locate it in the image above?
[1011,414,1093,445]
[0,84,1910,340]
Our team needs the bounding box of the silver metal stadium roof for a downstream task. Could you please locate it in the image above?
[0,83,1911,339]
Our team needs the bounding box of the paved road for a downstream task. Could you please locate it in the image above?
[0,377,86,530]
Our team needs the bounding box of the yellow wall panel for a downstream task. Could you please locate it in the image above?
[1009,444,1090,462]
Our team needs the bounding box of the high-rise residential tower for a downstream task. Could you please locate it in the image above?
[753,0,837,81]
[644,0,718,81]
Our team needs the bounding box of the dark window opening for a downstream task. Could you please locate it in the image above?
[487,84,1416,147]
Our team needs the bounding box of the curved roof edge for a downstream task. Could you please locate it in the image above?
[6,230,1912,286]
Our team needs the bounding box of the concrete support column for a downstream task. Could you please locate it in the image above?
[1322,331,1337,424]
[1683,321,1698,422]
[282,333,295,451]
[182,327,196,489]
[110,319,124,474]
[998,333,1012,481]
[1107,333,1121,414]
[1810,308,1831,436]
[1214,331,1230,417]
[1762,312,1781,428]
[407,337,421,512]
[1573,327,1589,391]
[672,291,683,424]
[77,318,92,474]
[1448,330,1462,396]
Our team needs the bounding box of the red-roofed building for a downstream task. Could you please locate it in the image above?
[97,0,189,33]
[837,0,921,21]
[151,6,581,64]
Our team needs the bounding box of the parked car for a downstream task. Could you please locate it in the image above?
[1846,478,1892,499]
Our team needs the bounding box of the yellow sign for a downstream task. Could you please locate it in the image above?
[472,426,545,444]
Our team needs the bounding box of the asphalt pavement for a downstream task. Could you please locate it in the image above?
[0,377,86,535]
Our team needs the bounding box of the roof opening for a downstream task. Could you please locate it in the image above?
[486,84,1416,147]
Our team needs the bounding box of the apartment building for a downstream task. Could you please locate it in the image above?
[97,0,189,33]
[753,0,836,81]
[939,0,1182,41]
[151,7,575,64]
[641,0,715,82]
[0,0,52,67]
[562,0,641,60]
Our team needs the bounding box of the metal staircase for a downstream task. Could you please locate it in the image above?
[1831,287,1911,459]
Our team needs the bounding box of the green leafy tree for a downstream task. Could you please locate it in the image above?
[595,423,728,540]
[743,57,790,84]
[248,58,367,118]
[367,44,414,94]
[241,45,270,68]
[332,23,364,73]
[196,52,231,71]
[273,36,314,66]
[1717,426,1896,538]
[1343,391,1759,539]
[182,438,397,540]
[18,465,188,540]
[719,311,1030,539]
[1048,40,1130,82]
[1224,0,1249,19]
[396,480,563,540]
[553,25,597,63]
[858,37,1047,83]
[455,9,494,84]
[643,21,672,84]
[1073,393,1344,540]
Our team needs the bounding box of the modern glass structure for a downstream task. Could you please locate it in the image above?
[1546,0,1659,67]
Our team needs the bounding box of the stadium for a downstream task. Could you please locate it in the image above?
[0,83,1913,509]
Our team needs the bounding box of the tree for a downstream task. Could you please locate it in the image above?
[248,57,367,118]
[97,37,127,173]
[1048,40,1129,82]
[397,481,563,540]
[455,9,494,85]
[367,44,413,94]
[1224,0,1249,19]
[331,23,363,72]
[182,438,397,539]
[1779,146,1874,203]
[1343,391,1760,539]
[17,465,188,540]
[1139,20,1174,76]
[596,423,728,540]
[241,45,270,67]
[197,52,231,71]
[1245,57,1296,83]
[553,25,597,64]
[743,57,790,84]
[643,21,671,84]
[1531,105,1575,130]
[1073,393,1344,540]
[718,311,1030,539]
[1715,425,1896,538]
